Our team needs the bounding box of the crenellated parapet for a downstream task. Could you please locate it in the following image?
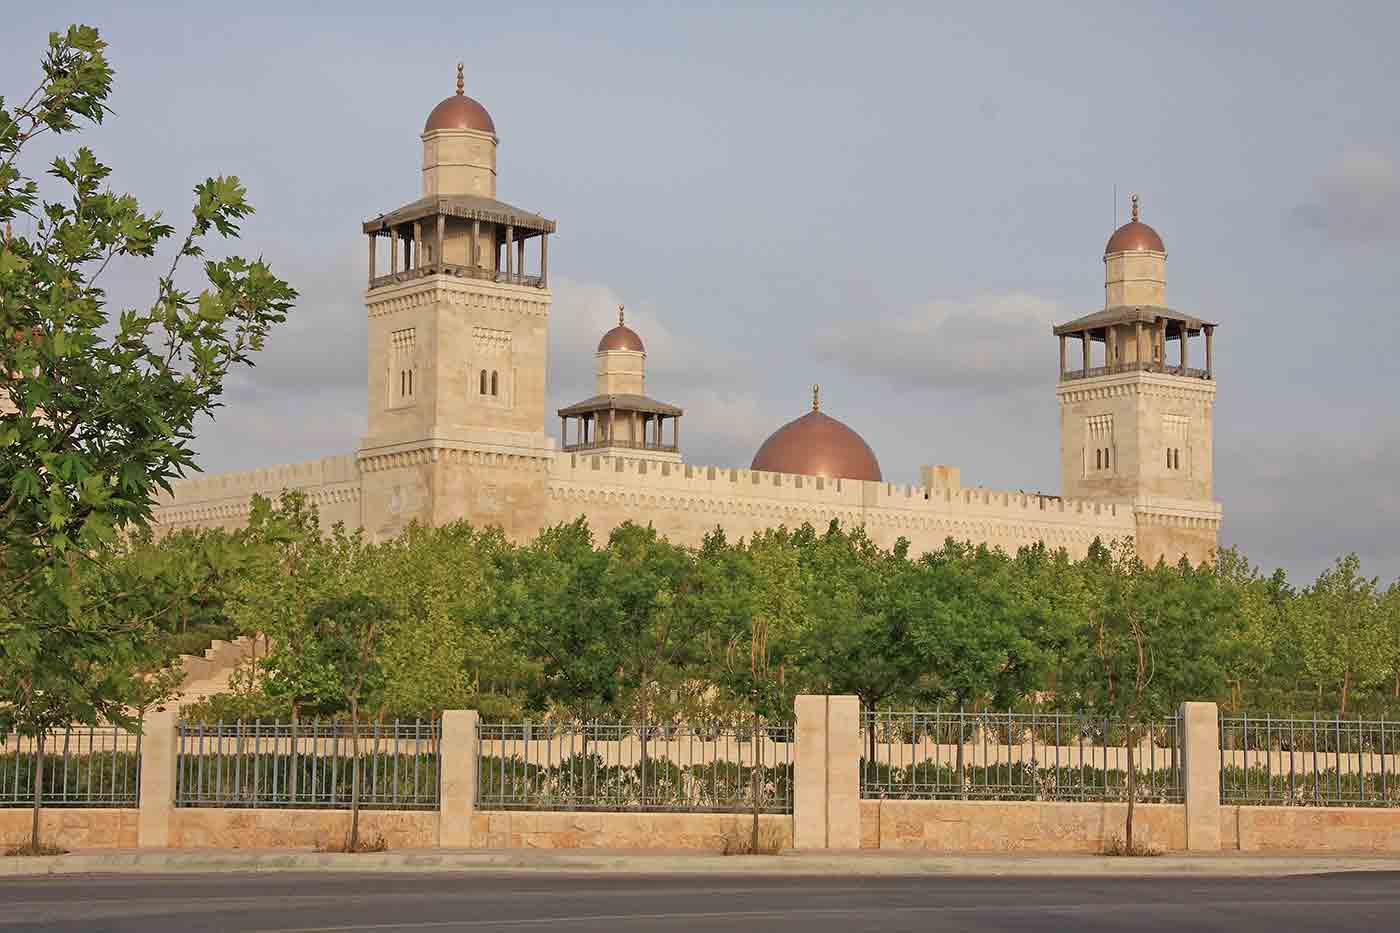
[152,455,363,532]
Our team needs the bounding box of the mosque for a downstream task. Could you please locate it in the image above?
[153,69,1222,565]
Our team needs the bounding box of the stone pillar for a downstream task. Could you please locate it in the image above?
[673,416,680,450]
[368,235,376,285]
[1135,321,1144,365]
[505,224,514,277]
[1157,318,1167,366]
[1058,335,1066,377]
[517,238,525,279]
[472,219,481,269]
[390,228,398,274]
[413,221,422,270]
[540,233,549,287]
[439,709,479,848]
[793,695,829,850]
[1180,701,1220,852]
[1181,324,1189,370]
[436,214,446,272]
[1205,325,1214,379]
[137,708,178,848]
[1081,331,1090,372]
[793,695,861,850]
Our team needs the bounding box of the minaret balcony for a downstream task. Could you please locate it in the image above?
[1060,361,1211,383]
[369,262,544,291]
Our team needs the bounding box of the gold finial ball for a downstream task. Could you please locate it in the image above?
[1131,193,1140,222]
[618,304,625,326]
[455,62,465,96]
[812,383,820,412]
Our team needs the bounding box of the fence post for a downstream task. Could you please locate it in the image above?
[794,695,861,850]
[136,708,178,848]
[793,695,828,849]
[438,710,479,848]
[1179,701,1221,852]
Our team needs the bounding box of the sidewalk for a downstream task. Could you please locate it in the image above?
[5,847,1399,878]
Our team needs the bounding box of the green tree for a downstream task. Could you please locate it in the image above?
[1292,554,1388,714]
[1060,544,1228,852]
[0,25,293,851]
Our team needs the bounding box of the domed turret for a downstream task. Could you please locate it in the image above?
[421,64,498,198]
[597,307,645,353]
[751,386,882,482]
[1104,194,1166,307]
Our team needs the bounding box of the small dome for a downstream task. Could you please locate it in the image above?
[751,388,882,482]
[598,307,644,352]
[1104,194,1165,254]
[424,64,496,135]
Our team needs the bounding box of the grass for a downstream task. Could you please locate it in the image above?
[1100,836,1162,857]
[719,825,786,856]
[4,843,68,857]
[316,833,390,854]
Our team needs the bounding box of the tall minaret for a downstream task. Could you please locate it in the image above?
[1052,195,1222,565]
[357,66,557,540]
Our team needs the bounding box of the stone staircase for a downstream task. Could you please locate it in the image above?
[171,635,265,705]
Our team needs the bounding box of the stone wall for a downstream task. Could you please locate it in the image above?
[168,809,438,850]
[468,811,792,850]
[0,809,138,849]
[1221,806,1400,853]
[859,799,1187,852]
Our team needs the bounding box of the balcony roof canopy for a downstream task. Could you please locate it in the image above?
[363,194,556,238]
[1053,305,1216,341]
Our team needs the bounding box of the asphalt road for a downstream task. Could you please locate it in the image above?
[2,871,1398,932]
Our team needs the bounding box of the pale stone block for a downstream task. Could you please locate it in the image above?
[793,694,828,850]
[1180,701,1221,851]
[137,709,177,848]
[827,695,862,849]
[438,709,477,847]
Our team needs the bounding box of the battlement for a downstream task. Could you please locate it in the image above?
[156,454,362,507]
[547,452,1130,524]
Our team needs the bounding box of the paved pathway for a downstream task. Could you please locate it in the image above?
[3,870,1400,931]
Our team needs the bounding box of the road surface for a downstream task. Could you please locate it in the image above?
[2,870,1398,931]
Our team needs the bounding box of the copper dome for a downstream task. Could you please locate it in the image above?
[750,390,882,482]
[1104,194,1165,254]
[424,64,496,135]
[598,307,644,352]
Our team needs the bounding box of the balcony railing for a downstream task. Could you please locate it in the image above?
[370,264,544,290]
[1061,362,1210,382]
[563,439,679,454]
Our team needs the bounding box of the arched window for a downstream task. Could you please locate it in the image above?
[490,370,499,396]
[1095,449,1102,470]
[1174,448,1181,470]
[480,369,488,395]
[1103,448,1110,470]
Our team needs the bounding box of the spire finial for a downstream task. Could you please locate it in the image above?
[1131,193,1140,223]
[812,383,820,412]
[618,304,625,326]
[455,63,464,96]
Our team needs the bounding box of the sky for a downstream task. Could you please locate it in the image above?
[4,2,1398,584]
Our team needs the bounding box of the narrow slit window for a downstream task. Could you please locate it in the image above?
[491,370,499,396]
[1096,449,1102,470]
[480,369,488,395]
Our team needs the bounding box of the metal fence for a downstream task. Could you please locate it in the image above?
[477,720,794,813]
[1,727,142,808]
[861,710,1184,802]
[175,720,440,810]
[1220,715,1400,807]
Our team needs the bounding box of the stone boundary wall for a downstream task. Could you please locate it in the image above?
[0,809,138,850]
[153,454,362,532]
[1221,806,1400,852]
[468,811,792,850]
[858,799,1186,852]
[168,809,437,850]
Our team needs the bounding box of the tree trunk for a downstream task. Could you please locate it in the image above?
[348,699,361,852]
[751,706,761,854]
[1125,731,1136,854]
[1394,668,1399,699]
[30,732,45,853]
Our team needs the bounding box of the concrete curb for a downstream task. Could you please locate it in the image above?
[4,849,1400,878]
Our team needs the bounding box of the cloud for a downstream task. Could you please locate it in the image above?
[812,293,1062,392]
[1291,146,1400,242]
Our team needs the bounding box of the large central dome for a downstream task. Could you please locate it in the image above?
[750,390,882,482]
